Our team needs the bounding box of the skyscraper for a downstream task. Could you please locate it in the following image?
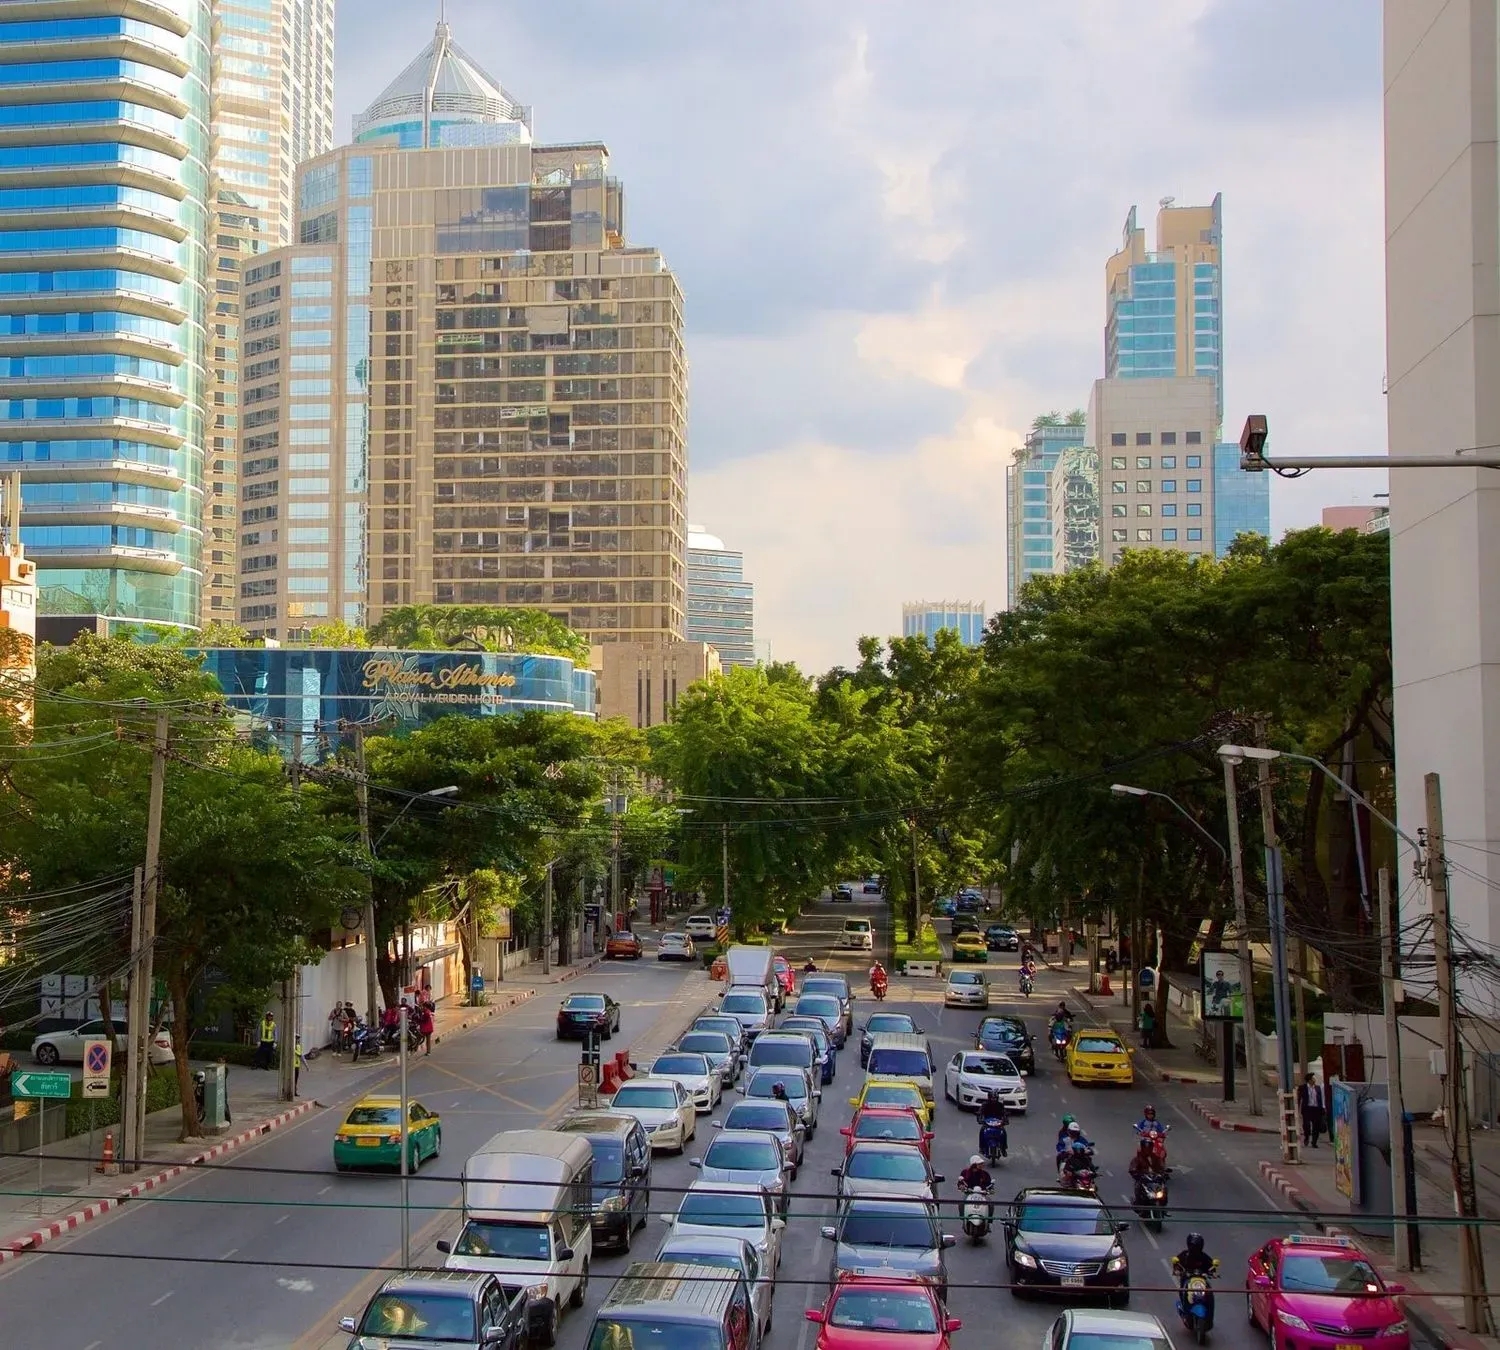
[686,525,754,666]
[1004,417,1086,606]
[238,23,688,643]
[2,1,213,629]
[1212,441,1270,556]
[901,601,985,647]
[204,0,336,625]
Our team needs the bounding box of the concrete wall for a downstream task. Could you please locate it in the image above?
[1324,1012,1447,1114]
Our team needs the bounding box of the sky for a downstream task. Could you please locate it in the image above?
[335,0,1389,673]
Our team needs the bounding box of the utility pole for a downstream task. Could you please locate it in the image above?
[721,821,730,917]
[1294,938,1309,1088]
[1379,867,1417,1271]
[542,859,553,975]
[1221,755,1263,1115]
[1254,741,1298,1162]
[130,708,168,1167]
[277,972,297,1102]
[1428,772,1492,1332]
[122,865,144,1171]
[289,725,302,791]
[611,772,624,926]
[909,819,920,941]
[353,724,379,1026]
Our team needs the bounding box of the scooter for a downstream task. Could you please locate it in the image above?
[1133,1169,1169,1232]
[349,1021,383,1062]
[871,976,888,1002]
[979,1114,1008,1165]
[1019,971,1033,996]
[1171,1258,1219,1344]
[1050,1024,1071,1061]
[961,1185,993,1244]
[380,1020,422,1054]
[1061,1165,1097,1196]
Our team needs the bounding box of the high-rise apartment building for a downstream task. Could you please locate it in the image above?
[1105,195,1223,428]
[204,0,336,625]
[2,1,213,629]
[901,601,986,647]
[686,525,754,666]
[238,23,688,644]
[1004,418,1085,606]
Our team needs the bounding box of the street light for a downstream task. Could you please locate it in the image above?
[1110,784,1228,859]
[374,785,460,851]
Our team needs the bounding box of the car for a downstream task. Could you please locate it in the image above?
[677,1030,739,1087]
[717,1099,805,1175]
[1003,1187,1130,1303]
[333,1095,442,1172]
[31,1018,173,1067]
[605,930,644,960]
[934,897,958,918]
[337,1270,528,1350]
[955,895,982,915]
[743,1064,820,1134]
[944,968,990,1006]
[772,955,796,996]
[646,1051,721,1113]
[689,1128,791,1214]
[860,1013,925,1068]
[655,1233,776,1342]
[985,924,1020,952]
[839,917,874,951]
[1065,1028,1135,1086]
[692,1014,749,1059]
[832,1141,944,1202]
[847,1079,933,1130]
[1046,1309,1173,1350]
[801,974,855,1036]
[607,1076,697,1152]
[862,878,882,893]
[840,1106,933,1159]
[976,1016,1036,1075]
[685,915,718,940]
[1247,1233,1411,1350]
[822,1197,954,1299]
[958,887,984,903]
[555,991,621,1040]
[656,932,697,962]
[794,993,849,1047]
[552,1111,653,1252]
[778,1016,837,1083]
[950,931,989,965]
[833,884,855,902]
[806,1274,961,1350]
[950,914,980,937]
[720,988,772,1040]
[666,1180,786,1274]
[943,1050,1028,1112]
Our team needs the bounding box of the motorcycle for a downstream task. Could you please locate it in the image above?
[870,975,888,1002]
[380,1020,422,1054]
[1135,1123,1170,1172]
[960,1185,993,1244]
[1133,1169,1169,1231]
[1171,1258,1219,1344]
[1050,1024,1071,1061]
[1019,971,1033,996]
[979,1114,1008,1165]
[349,1021,383,1062]
[1061,1165,1097,1196]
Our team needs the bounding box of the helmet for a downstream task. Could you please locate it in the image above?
[1186,1233,1205,1254]
[1067,1121,1082,1136]
[193,1070,205,1084]
[1142,1104,1157,1119]
[1072,1140,1089,1154]
[1060,1114,1075,1127]
[969,1155,986,1168]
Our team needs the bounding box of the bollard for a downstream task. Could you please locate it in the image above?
[96,1128,118,1176]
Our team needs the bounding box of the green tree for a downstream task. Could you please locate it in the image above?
[368,605,591,663]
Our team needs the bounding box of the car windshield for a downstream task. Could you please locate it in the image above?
[705,1139,779,1171]
[725,1105,790,1132]
[828,1290,938,1334]
[1017,1202,1115,1235]
[867,1049,930,1077]
[722,994,766,1014]
[866,1015,917,1037]
[677,1192,765,1228]
[1280,1254,1383,1294]
[653,1055,709,1076]
[661,1249,746,1276]
[1068,1336,1172,1350]
[781,1022,828,1048]
[752,1042,810,1067]
[839,1208,936,1248]
[614,1085,679,1109]
[797,997,840,1018]
[588,1319,724,1350]
[345,1106,400,1126]
[695,1018,741,1038]
[949,972,983,984]
[748,1074,806,1101]
[863,1085,921,1109]
[452,1219,552,1260]
[962,1056,1015,1077]
[564,995,606,1010]
[679,1035,730,1057]
[980,1020,1023,1044]
[582,1140,624,1185]
[1076,1036,1124,1054]
[359,1292,475,1341]
[803,979,847,1000]
[847,1150,927,1182]
[661,935,688,945]
[854,1114,921,1141]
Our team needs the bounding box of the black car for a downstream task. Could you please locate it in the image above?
[554,1111,652,1251]
[1003,1188,1129,1304]
[862,877,882,893]
[985,924,1020,952]
[976,1015,1035,1074]
[951,914,981,938]
[860,1012,924,1068]
[555,991,621,1039]
[338,1270,529,1350]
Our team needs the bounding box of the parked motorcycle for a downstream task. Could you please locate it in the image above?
[349,1021,383,1062]
[1133,1170,1169,1231]
[1171,1258,1219,1344]
[380,1020,422,1054]
[961,1185,993,1244]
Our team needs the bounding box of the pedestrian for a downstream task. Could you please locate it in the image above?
[1297,1072,1326,1147]
[418,999,434,1055]
[1139,999,1157,1049]
[254,1009,276,1070]
[293,1035,304,1095]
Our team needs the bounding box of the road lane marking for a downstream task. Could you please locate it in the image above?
[150,1291,174,1307]
[275,1213,290,1224]
[84,1342,101,1350]
[220,1247,238,1259]
[317,1185,331,1196]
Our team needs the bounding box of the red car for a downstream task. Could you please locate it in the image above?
[773,955,796,996]
[605,930,643,960]
[1247,1234,1409,1350]
[806,1276,960,1350]
[840,1106,933,1159]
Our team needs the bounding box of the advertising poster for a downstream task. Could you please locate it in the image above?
[1331,1080,1359,1199]
[1200,951,1244,1020]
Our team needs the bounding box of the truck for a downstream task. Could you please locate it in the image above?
[723,944,780,1011]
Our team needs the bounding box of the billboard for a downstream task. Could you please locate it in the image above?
[1200,951,1244,1021]
[1331,1080,1359,1199]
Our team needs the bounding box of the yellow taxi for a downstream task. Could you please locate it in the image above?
[333,1095,442,1172]
[950,931,989,963]
[1065,1028,1135,1086]
[848,1078,934,1130]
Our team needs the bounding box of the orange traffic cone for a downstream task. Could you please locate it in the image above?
[96,1128,118,1176]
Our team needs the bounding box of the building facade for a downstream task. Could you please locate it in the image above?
[1320,504,1389,535]
[2,0,214,630]
[1105,195,1223,427]
[1004,419,1085,606]
[1052,444,1102,572]
[593,638,719,727]
[901,601,986,646]
[686,525,754,666]
[238,23,688,646]
[0,471,36,728]
[1211,441,1271,556]
[203,0,336,625]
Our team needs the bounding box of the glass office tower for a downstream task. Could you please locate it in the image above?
[0,1,212,629]
[901,601,986,647]
[1211,441,1270,557]
[1004,419,1085,607]
[686,526,754,666]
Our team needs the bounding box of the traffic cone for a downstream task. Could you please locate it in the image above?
[97,1128,117,1176]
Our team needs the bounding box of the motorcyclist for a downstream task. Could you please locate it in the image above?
[1059,1140,1095,1187]
[959,1154,994,1193]
[1134,1103,1163,1134]
[1174,1232,1216,1278]
[1054,1114,1078,1150]
[1128,1136,1161,1183]
[1056,1119,1092,1173]
[1052,1001,1074,1027]
[802,959,818,974]
[869,961,888,993]
[978,1090,1009,1158]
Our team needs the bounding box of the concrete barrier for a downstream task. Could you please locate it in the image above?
[901,961,943,978]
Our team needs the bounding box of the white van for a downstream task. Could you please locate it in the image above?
[724,944,781,1011]
[440,1129,593,1347]
[838,918,873,951]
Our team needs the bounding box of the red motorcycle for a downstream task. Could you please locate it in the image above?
[870,972,889,1001]
[1062,1165,1098,1196]
[1135,1123,1170,1171]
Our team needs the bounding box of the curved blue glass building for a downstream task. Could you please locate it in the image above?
[0,2,211,628]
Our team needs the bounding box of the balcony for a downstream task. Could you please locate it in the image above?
[0,414,184,452]
[0,371,185,407]
[21,499,181,532]
[23,541,180,574]
[13,457,184,491]
[0,201,189,244]
[0,243,186,285]
[0,328,183,363]
[0,286,186,325]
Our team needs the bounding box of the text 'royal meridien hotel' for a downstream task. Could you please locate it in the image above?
[237,21,688,645]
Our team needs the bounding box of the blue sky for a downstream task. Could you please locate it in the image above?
[336,1,1388,670]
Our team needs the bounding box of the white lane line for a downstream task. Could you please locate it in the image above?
[84,1342,101,1350]
[317,1184,332,1196]
[275,1213,290,1224]
[220,1247,237,1260]
[150,1290,174,1307]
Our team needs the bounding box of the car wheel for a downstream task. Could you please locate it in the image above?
[570,1260,589,1309]
[621,1218,632,1253]
[34,1043,59,1066]
[335,1162,349,1172]
[432,1129,442,1159]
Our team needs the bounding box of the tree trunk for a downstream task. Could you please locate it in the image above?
[168,967,201,1142]
[376,948,399,1011]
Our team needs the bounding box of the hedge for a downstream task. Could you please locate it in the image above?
[63,1066,180,1136]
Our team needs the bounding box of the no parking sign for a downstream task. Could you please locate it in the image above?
[82,1038,111,1099]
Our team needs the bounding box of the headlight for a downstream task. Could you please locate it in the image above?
[1276,1311,1310,1330]
[597,1195,626,1213]
[1383,1322,1408,1337]
[526,1283,551,1300]
[1106,1254,1128,1272]
[1013,1250,1037,1268]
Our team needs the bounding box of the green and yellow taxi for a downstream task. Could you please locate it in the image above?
[848,1078,934,1130]
[950,931,989,963]
[333,1095,442,1172]
[1065,1028,1135,1086]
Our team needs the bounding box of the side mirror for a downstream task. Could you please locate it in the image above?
[557,1245,575,1260]
[483,1328,506,1346]
[772,1217,785,1231]
[1115,1222,1131,1233]
[932,1173,945,1183]
[436,1239,452,1254]
[830,1167,842,1176]
[339,1318,358,1333]
[687,1158,702,1168]
[848,1098,860,1108]
[710,1120,723,1129]
[1251,1274,1272,1291]
[946,1320,964,1333]
[940,1234,957,1249]
[820,1225,836,1239]
[924,1133,935,1142]
[840,1127,851,1137]
[805,1310,826,1324]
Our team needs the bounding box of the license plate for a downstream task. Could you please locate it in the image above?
[1336,1344,1361,1350]
[357,1137,381,1147]
[1061,1276,1085,1288]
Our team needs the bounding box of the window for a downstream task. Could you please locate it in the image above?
[1160,431,1177,445]
[1137,528,1153,542]
[288,527,328,543]
[1111,528,1127,542]
[1137,503,1152,517]
[1162,528,1177,541]
[1111,504,1127,518]
[1111,481,1127,495]
[1161,480,1176,493]
[1185,431,1202,445]
[1110,456,1127,470]
[1187,528,1202,541]
[1162,503,1177,517]
[291,255,333,275]
[1186,455,1201,468]
[1136,480,1151,493]
[1110,432,1127,446]
[1161,455,1176,470]
[1136,456,1152,470]
[1186,479,1202,493]
[1136,432,1151,445]
[1186,503,1202,517]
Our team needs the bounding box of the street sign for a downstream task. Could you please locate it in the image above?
[10,1071,70,1100]
[577,1061,599,1109]
[82,1039,111,1099]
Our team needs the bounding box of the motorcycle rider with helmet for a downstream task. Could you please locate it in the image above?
[978,1089,1009,1159]
[1172,1232,1219,1332]
[1059,1139,1095,1189]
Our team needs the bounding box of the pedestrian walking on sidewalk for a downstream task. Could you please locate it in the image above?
[1139,1000,1157,1049]
[1297,1072,1326,1147]
[418,1000,434,1055]
[253,1010,277,1070]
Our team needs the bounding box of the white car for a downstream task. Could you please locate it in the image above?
[943,1050,1028,1112]
[32,1018,173,1067]
[665,1180,785,1274]
[646,1051,722,1113]
[944,968,990,1008]
[607,1077,697,1152]
[685,916,718,940]
[657,932,697,961]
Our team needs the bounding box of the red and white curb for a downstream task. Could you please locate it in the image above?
[1192,1097,1279,1133]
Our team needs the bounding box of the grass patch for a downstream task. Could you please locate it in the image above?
[894,919,943,972]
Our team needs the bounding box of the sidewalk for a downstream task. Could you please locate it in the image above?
[0,953,603,1263]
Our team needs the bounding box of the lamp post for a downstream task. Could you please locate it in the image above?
[1110,784,1227,858]
[1215,753,1264,1115]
